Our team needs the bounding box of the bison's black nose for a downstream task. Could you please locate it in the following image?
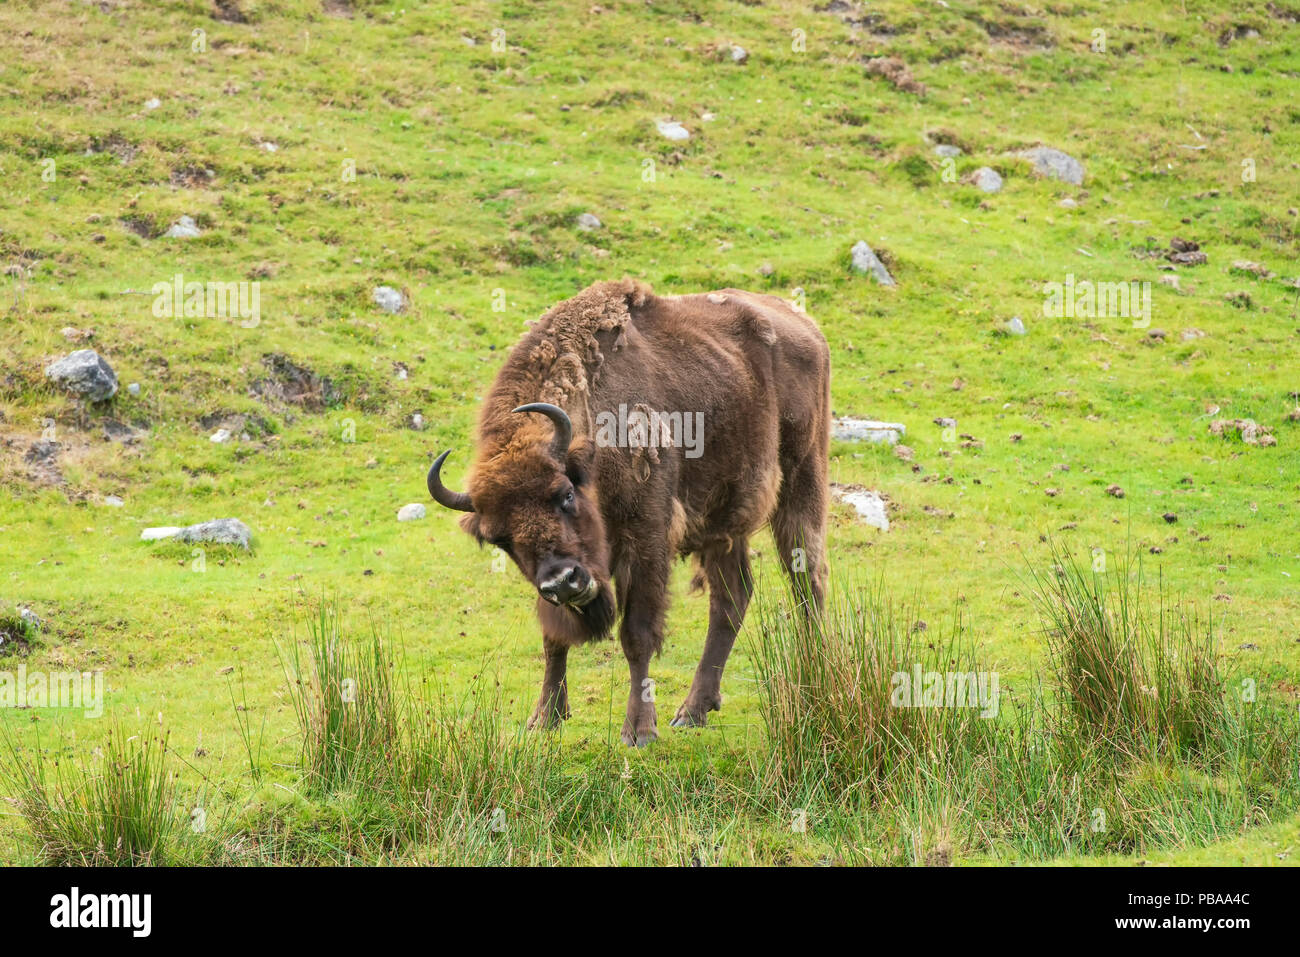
[538,563,587,605]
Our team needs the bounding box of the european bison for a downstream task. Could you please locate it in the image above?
[428,279,828,746]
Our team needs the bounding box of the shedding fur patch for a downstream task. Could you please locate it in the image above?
[526,279,648,412]
[482,279,650,454]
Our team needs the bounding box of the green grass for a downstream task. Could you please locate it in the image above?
[1,723,181,865]
[9,573,1292,866]
[1,0,1299,865]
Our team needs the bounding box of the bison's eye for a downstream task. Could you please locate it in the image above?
[559,488,576,515]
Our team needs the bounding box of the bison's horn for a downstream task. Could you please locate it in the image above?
[512,402,572,460]
[427,450,474,512]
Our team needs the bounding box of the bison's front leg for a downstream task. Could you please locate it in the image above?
[617,566,668,748]
[526,635,570,730]
[672,539,754,728]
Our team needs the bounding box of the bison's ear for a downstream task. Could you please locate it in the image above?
[565,438,597,488]
[458,512,481,538]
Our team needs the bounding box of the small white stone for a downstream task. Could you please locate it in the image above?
[397,503,427,522]
[832,417,906,444]
[210,428,232,443]
[144,98,161,111]
[655,119,690,141]
[850,241,897,286]
[103,495,125,507]
[372,286,406,313]
[165,215,201,239]
[832,487,890,531]
[128,382,141,395]
[971,167,1003,193]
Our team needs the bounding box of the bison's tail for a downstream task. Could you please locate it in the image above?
[688,556,707,595]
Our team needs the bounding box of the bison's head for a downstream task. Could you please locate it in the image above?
[428,403,617,642]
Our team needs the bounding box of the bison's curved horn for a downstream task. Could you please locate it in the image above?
[427,450,474,512]
[512,403,572,460]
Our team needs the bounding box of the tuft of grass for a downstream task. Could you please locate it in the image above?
[280,598,401,793]
[749,579,998,800]
[1027,542,1284,768]
[1,724,180,866]
[0,613,39,657]
[747,570,1300,863]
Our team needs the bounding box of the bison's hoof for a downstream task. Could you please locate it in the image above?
[526,708,569,731]
[621,728,658,748]
[670,708,707,729]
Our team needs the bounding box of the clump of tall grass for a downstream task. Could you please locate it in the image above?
[267,577,1298,865]
[749,579,1001,800]
[276,599,793,864]
[281,600,400,793]
[1026,542,1287,770]
[279,598,568,859]
[748,562,1300,864]
[0,724,180,865]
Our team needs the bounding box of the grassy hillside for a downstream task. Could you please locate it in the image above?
[1,0,1297,865]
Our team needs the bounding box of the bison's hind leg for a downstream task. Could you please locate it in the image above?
[671,538,754,729]
[770,455,828,615]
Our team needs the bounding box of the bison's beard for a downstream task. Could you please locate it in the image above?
[537,579,617,643]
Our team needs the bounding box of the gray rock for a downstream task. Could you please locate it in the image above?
[397,503,427,522]
[176,518,252,549]
[141,527,183,541]
[19,607,43,630]
[831,485,890,532]
[102,495,125,508]
[372,286,406,313]
[127,382,141,396]
[165,215,201,239]
[45,349,118,402]
[1023,147,1085,185]
[832,417,906,445]
[1005,316,1027,336]
[210,428,233,443]
[576,212,603,231]
[730,45,749,64]
[933,144,962,158]
[655,119,690,141]
[971,167,1003,193]
[850,241,896,286]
